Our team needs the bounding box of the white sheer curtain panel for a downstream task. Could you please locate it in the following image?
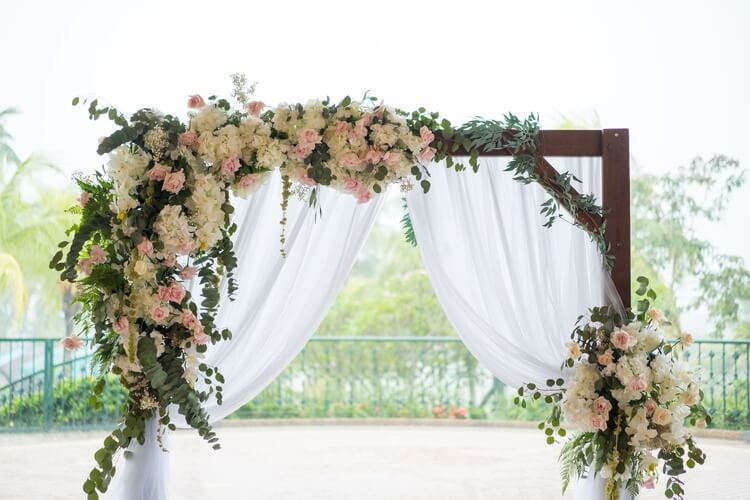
[407,157,621,389]
[104,171,384,500]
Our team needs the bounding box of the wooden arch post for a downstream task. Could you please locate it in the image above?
[443,129,631,308]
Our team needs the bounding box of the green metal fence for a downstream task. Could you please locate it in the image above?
[1,337,748,431]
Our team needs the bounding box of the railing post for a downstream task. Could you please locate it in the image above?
[43,339,54,431]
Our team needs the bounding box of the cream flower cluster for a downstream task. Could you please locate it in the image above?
[182,96,436,203]
[560,313,705,487]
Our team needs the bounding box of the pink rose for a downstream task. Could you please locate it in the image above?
[89,245,107,265]
[334,121,350,135]
[629,376,647,393]
[246,101,264,117]
[418,147,436,162]
[61,335,83,351]
[178,131,197,147]
[150,306,169,324]
[238,174,259,188]
[611,329,632,350]
[163,254,177,267]
[78,258,92,275]
[644,399,658,416]
[591,415,608,431]
[137,238,154,256]
[642,477,656,490]
[356,187,372,204]
[113,316,129,334]
[194,326,210,345]
[353,120,368,138]
[420,126,435,146]
[294,168,316,187]
[365,149,384,165]
[79,191,91,207]
[593,396,612,415]
[152,166,172,188]
[220,156,240,177]
[297,128,321,146]
[158,286,172,302]
[168,283,186,304]
[343,178,361,192]
[294,142,315,160]
[181,310,198,329]
[340,152,363,169]
[180,266,197,280]
[163,171,186,194]
[383,151,402,168]
[187,95,205,109]
[359,114,373,126]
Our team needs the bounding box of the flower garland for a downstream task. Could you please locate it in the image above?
[515,277,709,500]
[50,77,616,498]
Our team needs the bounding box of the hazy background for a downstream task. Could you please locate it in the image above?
[1,0,748,335]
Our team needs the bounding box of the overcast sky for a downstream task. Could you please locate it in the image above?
[2,0,748,334]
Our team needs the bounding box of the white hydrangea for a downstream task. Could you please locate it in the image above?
[187,173,225,250]
[107,146,151,214]
[195,124,242,166]
[154,204,195,255]
[190,105,228,134]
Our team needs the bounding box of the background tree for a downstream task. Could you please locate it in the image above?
[631,155,748,337]
[0,108,77,336]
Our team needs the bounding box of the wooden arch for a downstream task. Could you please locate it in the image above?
[442,129,631,308]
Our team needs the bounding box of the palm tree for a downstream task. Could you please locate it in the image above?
[0,108,77,336]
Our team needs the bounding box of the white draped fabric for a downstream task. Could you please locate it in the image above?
[105,171,384,500]
[106,158,621,500]
[407,157,619,388]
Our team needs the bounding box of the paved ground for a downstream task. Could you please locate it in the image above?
[1,424,748,499]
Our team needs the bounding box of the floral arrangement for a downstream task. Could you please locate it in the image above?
[49,75,616,499]
[515,277,710,500]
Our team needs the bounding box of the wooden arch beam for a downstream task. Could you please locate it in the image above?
[438,129,631,308]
